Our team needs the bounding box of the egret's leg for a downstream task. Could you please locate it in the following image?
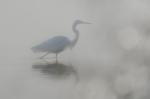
[40,52,49,59]
[56,53,58,64]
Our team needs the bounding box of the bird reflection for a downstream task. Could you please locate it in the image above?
[32,62,78,79]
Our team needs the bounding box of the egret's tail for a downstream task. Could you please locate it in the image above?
[31,46,40,53]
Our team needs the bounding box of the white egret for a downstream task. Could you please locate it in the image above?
[31,20,91,63]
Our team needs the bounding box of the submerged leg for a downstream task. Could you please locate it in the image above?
[40,52,49,59]
[56,53,58,64]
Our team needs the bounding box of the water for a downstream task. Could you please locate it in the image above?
[0,57,78,99]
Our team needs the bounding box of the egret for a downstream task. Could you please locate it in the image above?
[31,20,91,63]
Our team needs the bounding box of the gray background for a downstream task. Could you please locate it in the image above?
[0,0,150,99]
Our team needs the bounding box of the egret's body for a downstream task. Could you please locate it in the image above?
[31,20,90,63]
[32,36,71,53]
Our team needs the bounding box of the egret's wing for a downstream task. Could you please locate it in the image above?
[32,36,71,52]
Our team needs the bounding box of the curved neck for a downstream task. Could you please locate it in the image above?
[71,22,79,48]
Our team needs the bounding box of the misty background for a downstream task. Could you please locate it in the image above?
[0,0,150,99]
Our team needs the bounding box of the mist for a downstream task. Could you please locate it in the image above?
[0,0,150,99]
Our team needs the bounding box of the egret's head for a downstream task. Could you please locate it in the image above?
[74,20,91,25]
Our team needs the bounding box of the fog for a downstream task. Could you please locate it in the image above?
[0,0,150,99]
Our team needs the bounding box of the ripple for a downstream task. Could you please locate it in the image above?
[32,62,78,79]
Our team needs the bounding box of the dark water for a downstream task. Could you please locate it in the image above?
[32,62,78,80]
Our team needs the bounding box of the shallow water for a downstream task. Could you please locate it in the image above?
[0,58,78,99]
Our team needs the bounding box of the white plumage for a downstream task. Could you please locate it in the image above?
[31,20,90,62]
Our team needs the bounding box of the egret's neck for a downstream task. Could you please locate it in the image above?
[71,23,79,48]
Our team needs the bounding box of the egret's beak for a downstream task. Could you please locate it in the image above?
[83,22,91,24]
[80,20,91,24]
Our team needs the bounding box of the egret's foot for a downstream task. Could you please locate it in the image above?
[38,57,44,60]
[39,57,44,59]
[39,57,56,59]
